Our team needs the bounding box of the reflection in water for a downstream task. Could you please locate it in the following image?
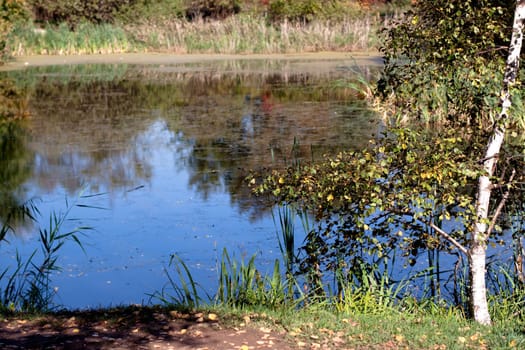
[0,121,34,231]
[0,59,380,307]
[0,79,34,233]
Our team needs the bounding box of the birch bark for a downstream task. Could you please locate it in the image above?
[470,0,525,325]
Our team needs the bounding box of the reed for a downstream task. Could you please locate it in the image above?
[149,253,206,309]
[215,248,292,308]
[128,14,385,54]
[0,197,89,313]
[6,13,394,57]
[9,22,137,56]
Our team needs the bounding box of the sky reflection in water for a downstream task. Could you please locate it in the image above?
[0,59,380,308]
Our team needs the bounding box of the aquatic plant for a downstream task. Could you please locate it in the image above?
[0,197,89,313]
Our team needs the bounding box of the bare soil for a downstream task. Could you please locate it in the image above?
[0,306,297,350]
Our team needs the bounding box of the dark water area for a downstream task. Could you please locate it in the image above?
[0,58,381,309]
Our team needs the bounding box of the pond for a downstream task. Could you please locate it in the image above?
[0,56,381,309]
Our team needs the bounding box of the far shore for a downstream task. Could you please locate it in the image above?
[0,51,383,71]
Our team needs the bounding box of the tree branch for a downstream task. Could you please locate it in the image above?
[428,222,469,256]
[487,168,516,237]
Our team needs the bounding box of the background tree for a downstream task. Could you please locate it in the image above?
[253,0,525,325]
[378,0,525,325]
[0,0,29,63]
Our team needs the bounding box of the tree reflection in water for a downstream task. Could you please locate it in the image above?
[0,59,382,308]
[1,59,380,230]
[0,79,34,235]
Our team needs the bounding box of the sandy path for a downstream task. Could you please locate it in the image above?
[1,52,382,71]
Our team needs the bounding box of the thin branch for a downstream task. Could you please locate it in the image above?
[476,45,508,55]
[478,153,499,164]
[429,222,469,256]
[487,168,517,236]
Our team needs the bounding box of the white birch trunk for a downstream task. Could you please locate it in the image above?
[470,0,525,325]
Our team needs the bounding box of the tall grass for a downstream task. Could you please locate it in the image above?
[128,14,386,54]
[6,13,395,56]
[9,22,137,56]
[0,197,89,313]
[149,253,206,310]
[215,248,289,308]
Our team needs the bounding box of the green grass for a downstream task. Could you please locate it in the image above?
[9,22,137,56]
[203,298,524,349]
[6,13,393,57]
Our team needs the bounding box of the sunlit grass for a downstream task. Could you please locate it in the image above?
[128,14,386,54]
[9,22,137,56]
[6,13,396,56]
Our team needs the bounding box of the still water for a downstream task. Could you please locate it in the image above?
[0,57,380,309]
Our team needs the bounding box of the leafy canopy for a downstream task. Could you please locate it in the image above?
[377,0,523,129]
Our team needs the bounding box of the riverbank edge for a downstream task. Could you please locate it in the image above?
[0,51,383,71]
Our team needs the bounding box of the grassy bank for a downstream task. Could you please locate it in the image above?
[6,13,397,56]
[1,296,523,349]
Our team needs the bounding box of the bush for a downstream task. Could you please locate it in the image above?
[185,0,241,20]
[28,0,133,27]
[267,0,325,22]
[0,0,30,62]
[115,0,185,23]
[377,0,519,128]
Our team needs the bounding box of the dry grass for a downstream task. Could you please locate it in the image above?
[7,12,405,56]
[127,14,391,54]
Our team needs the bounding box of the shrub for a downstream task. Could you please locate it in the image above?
[28,0,132,27]
[377,0,520,128]
[184,0,241,20]
[0,0,30,62]
[115,0,185,23]
[267,0,325,22]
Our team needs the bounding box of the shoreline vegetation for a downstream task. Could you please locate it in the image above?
[1,1,405,63]
[7,15,393,57]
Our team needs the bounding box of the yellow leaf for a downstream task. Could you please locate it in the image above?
[458,336,466,343]
[239,345,249,350]
[327,193,334,201]
[278,177,285,184]
[260,327,272,333]
[394,334,404,342]
[207,313,218,321]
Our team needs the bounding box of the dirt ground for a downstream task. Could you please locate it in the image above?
[0,306,298,350]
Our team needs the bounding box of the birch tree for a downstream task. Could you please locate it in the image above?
[469,0,525,325]
[253,0,525,326]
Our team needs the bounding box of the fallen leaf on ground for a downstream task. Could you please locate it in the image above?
[260,327,272,333]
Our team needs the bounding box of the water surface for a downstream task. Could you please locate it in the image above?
[0,58,380,308]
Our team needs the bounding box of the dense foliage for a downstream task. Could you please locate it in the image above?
[252,0,525,312]
[378,0,523,129]
[9,0,404,27]
[0,0,29,62]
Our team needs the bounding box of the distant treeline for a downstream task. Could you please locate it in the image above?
[0,0,409,62]
[6,1,408,28]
